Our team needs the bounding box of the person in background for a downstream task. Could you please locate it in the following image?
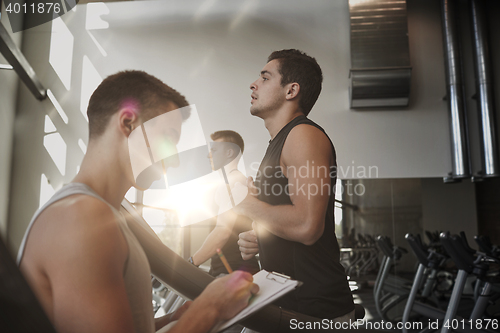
[189,130,260,277]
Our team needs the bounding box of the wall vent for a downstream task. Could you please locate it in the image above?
[349,0,411,108]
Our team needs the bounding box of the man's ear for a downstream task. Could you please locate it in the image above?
[226,148,235,160]
[286,83,300,100]
[118,108,139,137]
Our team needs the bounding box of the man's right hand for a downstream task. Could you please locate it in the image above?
[238,227,259,260]
[199,271,259,320]
[169,271,259,332]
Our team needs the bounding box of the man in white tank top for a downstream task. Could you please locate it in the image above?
[18,71,259,333]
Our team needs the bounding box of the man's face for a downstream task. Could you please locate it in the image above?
[147,106,182,166]
[128,103,183,190]
[249,59,288,117]
[208,138,225,171]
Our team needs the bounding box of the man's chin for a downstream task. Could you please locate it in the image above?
[135,165,164,190]
[133,184,149,192]
[133,179,157,191]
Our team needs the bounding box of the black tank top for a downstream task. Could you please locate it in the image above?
[209,214,260,277]
[254,115,354,319]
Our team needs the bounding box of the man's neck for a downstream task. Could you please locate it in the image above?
[221,160,239,174]
[73,141,131,210]
[264,108,304,140]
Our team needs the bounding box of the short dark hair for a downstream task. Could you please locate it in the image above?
[210,130,244,153]
[87,70,189,139]
[267,49,323,116]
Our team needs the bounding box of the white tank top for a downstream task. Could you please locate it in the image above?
[17,183,155,333]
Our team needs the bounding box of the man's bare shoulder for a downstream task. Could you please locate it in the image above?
[283,124,332,161]
[215,170,246,196]
[20,195,135,333]
[228,170,247,187]
[35,194,118,235]
[289,123,330,146]
[23,194,128,271]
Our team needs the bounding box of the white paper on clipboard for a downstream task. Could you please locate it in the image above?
[210,270,302,333]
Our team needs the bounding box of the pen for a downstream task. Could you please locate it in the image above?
[217,248,233,274]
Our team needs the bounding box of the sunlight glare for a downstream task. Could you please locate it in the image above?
[44,115,56,133]
[49,17,74,90]
[44,133,67,176]
[39,174,56,208]
[47,89,69,124]
[86,2,110,30]
[78,138,87,154]
[80,56,102,121]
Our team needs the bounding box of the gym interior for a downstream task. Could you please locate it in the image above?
[1,0,500,332]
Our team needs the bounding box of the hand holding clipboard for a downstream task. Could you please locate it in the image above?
[210,270,302,333]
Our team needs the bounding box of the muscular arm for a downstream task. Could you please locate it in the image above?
[22,197,136,333]
[237,125,333,246]
[121,196,260,333]
[192,174,246,266]
[23,195,258,333]
[192,209,237,266]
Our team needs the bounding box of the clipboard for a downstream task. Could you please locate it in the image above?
[210,270,302,333]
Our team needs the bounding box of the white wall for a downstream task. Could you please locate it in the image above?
[0,3,22,244]
[94,0,453,179]
[7,0,469,251]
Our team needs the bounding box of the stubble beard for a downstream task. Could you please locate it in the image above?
[250,98,282,118]
[250,104,260,116]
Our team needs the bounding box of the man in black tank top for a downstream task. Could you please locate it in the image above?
[190,130,259,276]
[236,50,355,320]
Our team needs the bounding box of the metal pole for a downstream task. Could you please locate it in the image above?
[470,0,499,177]
[0,23,46,100]
[470,282,492,320]
[441,270,468,333]
[403,264,426,333]
[440,0,471,179]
